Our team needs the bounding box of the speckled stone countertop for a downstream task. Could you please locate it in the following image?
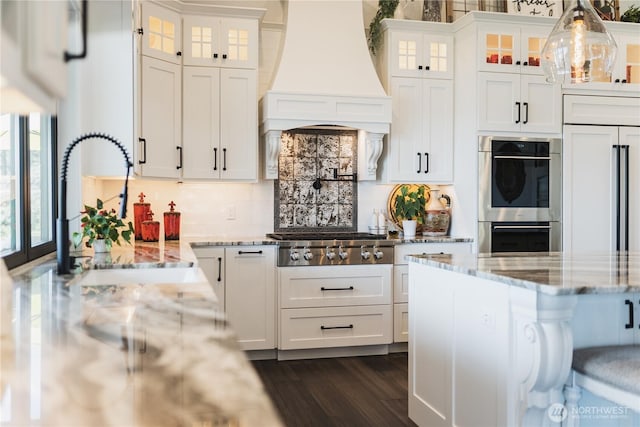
[1,254,282,427]
[407,251,640,296]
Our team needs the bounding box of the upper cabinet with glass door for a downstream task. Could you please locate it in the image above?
[603,24,640,84]
[140,2,182,64]
[389,29,453,79]
[182,16,258,69]
[477,24,550,76]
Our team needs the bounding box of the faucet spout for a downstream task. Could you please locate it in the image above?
[57,133,132,274]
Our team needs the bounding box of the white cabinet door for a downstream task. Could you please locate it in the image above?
[140,2,182,64]
[478,72,520,132]
[520,74,561,133]
[225,246,276,351]
[138,55,181,178]
[563,125,619,253]
[608,29,640,84]
[620,127,640,251]
[388,77,453,183]
[182,66,221,179]
[390,31,453,79]
[408,263,453,427]
[478,73,559,133]
[192,246,225,309]
[183,16,258,69]
[219,68,258,180]
[477,25,548,76]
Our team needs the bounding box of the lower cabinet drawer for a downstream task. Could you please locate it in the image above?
[394,303,408,343]
[279,305,393,350]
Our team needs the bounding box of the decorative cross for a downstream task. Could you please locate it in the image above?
[138,192,146,203]
[168,201,176,212]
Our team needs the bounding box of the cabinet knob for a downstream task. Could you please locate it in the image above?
[222,54,228,59]
[176,51,182,56]
[515,60,521,65]
[418,65,423,70]
[425,66,430,71]
[615,78,621,83]
[213,53,218,59]
[523,61,528,66]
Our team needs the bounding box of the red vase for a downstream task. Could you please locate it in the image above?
[133,192,151,240]
[141,210,160,242]
[164,201,181,240]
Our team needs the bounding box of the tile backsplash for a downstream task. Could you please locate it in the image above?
[275,129,358,231]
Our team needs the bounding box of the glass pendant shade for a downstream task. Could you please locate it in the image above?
[541,0,617,84]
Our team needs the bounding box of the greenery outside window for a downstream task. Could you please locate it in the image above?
[0,113,57,269]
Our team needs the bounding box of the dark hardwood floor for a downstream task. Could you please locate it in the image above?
[251,352,417,427]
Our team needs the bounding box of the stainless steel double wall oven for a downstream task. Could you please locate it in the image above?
[478,136,562,253]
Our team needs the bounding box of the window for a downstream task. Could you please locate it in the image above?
[0,114,57,269]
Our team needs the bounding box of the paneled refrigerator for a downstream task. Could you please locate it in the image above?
[563,125,640,252]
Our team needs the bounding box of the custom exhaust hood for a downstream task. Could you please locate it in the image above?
[260,0,392,179]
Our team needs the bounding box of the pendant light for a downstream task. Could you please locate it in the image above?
[541,0,617,84]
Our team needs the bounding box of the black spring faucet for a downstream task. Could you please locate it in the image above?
[57,133,132,274]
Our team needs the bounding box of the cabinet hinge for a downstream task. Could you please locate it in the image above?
[137,28,144,35]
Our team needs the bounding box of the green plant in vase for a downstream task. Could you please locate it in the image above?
[72,198,134,250]
[393,185,426,224]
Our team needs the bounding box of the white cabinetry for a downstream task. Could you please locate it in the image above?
[182,15,258,69]
[563,95,640,253]
[225,246,276,351]
[278,265,392,350]
[377,20,454,183]
[454,13,560,135]
[193,245,275,351]
[573,293,640,348]
[191,246,225,309]
[79,0,135,177]
[477,72,560,133]
[477,24,548,75]
[136,2,262,180]
[408,263,509,427]
[609,27,640,84]
[1,0,69,113]
[182,67,257,180]
[137,2,182,178]
[392,242,472,342]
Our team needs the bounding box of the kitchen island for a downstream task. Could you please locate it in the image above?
[1,246,282,427]
[406,252,640,427]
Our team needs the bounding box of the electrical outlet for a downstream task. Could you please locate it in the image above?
[226,205,236,220]
[480,309,495,329]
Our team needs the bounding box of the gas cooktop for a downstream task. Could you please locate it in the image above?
[266,232,387,241]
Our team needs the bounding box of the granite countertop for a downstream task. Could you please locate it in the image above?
[1,255,282,427]
[407,251,640,296]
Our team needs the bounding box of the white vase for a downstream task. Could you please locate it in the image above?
[92,239,110,253]
[402,220,417,239]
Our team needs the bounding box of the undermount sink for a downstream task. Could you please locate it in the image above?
[79,267,208,286]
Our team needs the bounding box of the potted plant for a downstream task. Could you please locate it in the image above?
[72,199,134,252]
[393,185,426,238]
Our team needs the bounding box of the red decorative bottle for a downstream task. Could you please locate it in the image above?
[141,210,160,242]
[164,201,181,240]
[133,192,151,240]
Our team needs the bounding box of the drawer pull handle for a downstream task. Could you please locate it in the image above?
[238,250,263,255]
[320,286,354,291]
[321,324,354,330]
[625,299,634,329]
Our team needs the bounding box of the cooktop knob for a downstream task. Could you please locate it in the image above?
[290,249,300,261]
[326,247,336,260]
[360,245,371,260]
[373,246,384,260]
[303,249,314,261]
[338,246,349,260]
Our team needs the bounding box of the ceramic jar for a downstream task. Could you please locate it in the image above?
[423,189,450,236]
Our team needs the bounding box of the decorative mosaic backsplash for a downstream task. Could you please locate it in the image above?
[274,129,358,231]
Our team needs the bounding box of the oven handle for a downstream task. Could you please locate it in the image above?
[493,155,552,160]
[493,225,552,230]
